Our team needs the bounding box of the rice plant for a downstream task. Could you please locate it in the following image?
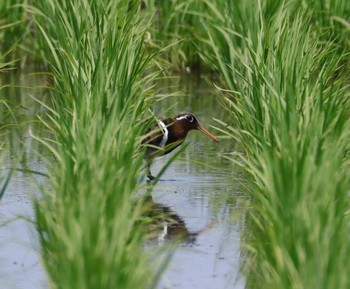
[203,1,350,288]
[31,1,165,288]
[0,0,31,62]
[147,0,214,72]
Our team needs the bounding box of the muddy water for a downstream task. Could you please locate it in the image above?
[0,72,246,289]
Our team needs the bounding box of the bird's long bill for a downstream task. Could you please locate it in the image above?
[198,125,219,143]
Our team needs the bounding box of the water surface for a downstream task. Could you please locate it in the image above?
[0,71,50,289]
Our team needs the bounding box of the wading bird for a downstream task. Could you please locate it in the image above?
[143,113,219,180]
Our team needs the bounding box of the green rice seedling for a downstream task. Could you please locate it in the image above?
[203,2,350,289]
[147,0,213,72]
[0,0,31,61]
[32,1,167,288]
[150,0,273,73]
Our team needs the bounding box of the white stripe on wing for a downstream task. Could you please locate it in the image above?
[158,120,168,147]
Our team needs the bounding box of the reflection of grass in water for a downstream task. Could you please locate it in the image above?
[0,71,50,172]
[1,10,28,203]
[0,64,18,201]
[32,1,167,288]
[203,1,350,289]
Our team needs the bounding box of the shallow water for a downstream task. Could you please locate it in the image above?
[150,158,246,289]
[0,71,246,289]
[148,74,246,289]
[0,71,50,289]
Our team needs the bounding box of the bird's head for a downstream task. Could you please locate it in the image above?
[175,113,219,143]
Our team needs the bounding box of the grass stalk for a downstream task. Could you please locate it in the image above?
[32,1,164,288]
[203,1,350,288]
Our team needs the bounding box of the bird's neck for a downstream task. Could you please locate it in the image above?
[167,119,190,141]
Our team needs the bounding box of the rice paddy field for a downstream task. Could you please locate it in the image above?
[1,1,350,289]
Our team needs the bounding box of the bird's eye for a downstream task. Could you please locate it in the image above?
[186,115,194,122]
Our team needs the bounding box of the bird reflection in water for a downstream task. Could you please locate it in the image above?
[144,195,213,245]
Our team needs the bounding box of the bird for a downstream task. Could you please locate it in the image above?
[143,112,219,180]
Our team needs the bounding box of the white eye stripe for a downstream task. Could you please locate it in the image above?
[158,120,168,147]
[176,115,194,122]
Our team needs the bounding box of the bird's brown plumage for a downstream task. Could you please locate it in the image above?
[143,113,219,180]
